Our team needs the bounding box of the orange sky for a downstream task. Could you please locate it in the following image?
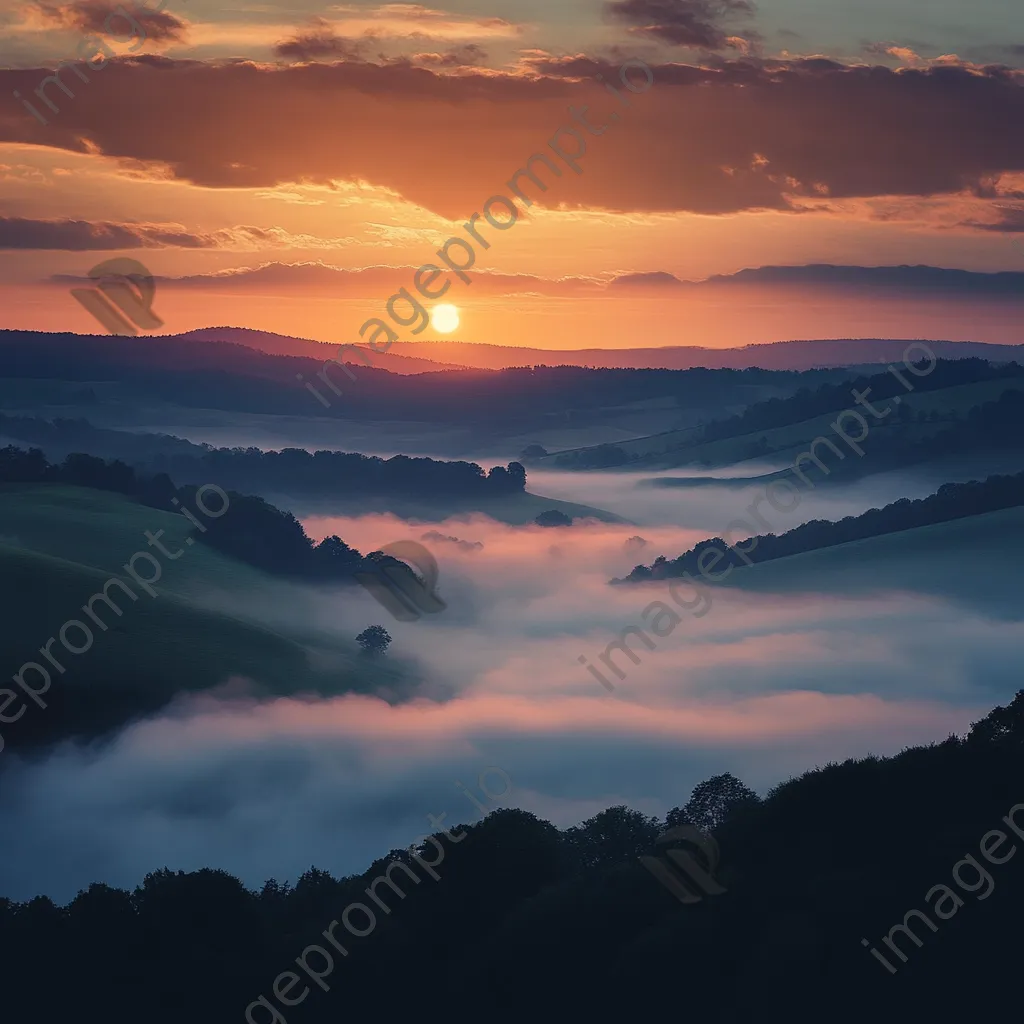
[1,0,1023,346]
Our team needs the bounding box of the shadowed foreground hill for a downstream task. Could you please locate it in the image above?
[3,696,1024,1023]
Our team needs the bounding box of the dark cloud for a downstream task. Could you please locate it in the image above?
[966,204,1024,233]
[0,217,212,250]
[411,44,487,67]
[2,57,1024,219]
[605,0,757,50]
[0,218,316,250]
[36,0,187,43]
[273,17,366,62]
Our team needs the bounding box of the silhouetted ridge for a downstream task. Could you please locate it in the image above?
[2,700,1024,1021]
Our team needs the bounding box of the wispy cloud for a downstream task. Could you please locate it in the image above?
[1,218,359,251]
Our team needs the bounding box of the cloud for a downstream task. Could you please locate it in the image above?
[410,43,487,67]
[61,258,1024,300]
[0,216,213,249]
[2,57,1024,219]
[0,218,359,250]
[864,42,922,65]
[273,17,366,62]
[286,4,521,46]
[35,0,188,44]
[605,0,758,50]
[966,203,1024,233]
[82,259,604,295]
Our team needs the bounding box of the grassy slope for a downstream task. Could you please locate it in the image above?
[0,485,406,752]
[700,504,1024,613]
[545,375,1022,472]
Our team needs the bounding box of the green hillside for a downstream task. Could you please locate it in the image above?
[702,504,1024,614]
[543,374,1023,472]
[0,484,405,753]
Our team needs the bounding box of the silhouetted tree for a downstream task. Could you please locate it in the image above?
[535,509,572,527]
[666,772,761,831]
[563,805,662,869]
[356,625,392,655]
[967,688,1024,749]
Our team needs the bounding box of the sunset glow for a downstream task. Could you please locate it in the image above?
[1,2,1024,1015]
[431,303,460,334]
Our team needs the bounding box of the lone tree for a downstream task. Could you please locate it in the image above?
[356,625,392,656]
[534,509,572,528]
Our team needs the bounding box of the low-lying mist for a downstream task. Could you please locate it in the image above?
[0,470,1021,902]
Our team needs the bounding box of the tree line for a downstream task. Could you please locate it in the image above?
[2,697,1024,1021]
[0,415,528,501]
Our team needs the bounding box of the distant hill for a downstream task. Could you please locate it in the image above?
[538,359,1024,471]
[7,327,1022,378]
[0,331,849,433]
[387,337,1024,372]
[176,326,469,374]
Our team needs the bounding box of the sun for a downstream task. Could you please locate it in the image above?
[430,303,460,334]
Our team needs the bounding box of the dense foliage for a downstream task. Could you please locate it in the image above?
[3,701,1024,1022]
[621,468,1024,582]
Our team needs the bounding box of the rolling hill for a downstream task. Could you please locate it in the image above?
[0,484,409,756]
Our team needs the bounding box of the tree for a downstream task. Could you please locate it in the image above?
[505,461,527,491]
[563,805,663,869]
[535,509,572,527]
[666,772,760,832]
[356,625,392,655]
[967,688,1024,748]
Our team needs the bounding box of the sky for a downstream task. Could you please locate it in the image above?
[0,0,1023,345]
